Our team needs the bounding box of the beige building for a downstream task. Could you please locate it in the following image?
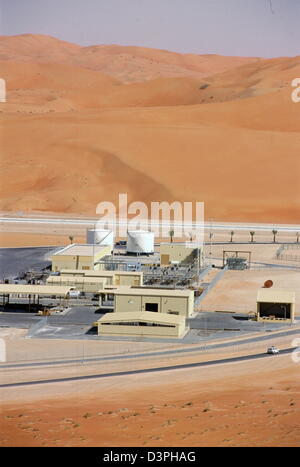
[51,244,111,272]
[97,311,188,339]
[59,269,143,286]
[256,288,296,323]
[98,286,194,317]
[160,242,203,266]
[46,275,106,293]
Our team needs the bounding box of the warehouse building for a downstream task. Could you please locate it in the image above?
[59,269,143,286]
[160,242,203,266]
[51,244,111,272]
[97,311,188,339]
[256,289,295,323]
[98,286,194,317]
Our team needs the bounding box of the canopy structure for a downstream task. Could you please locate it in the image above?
[256,288,296,322]
[0,284,72,296]
[0,284,72,309]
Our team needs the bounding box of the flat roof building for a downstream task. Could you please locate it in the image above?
[98,285,194,317]
[160,242,203,266]
[97,311,188,339]
[59,269,143,286]
[51,244,111,272]
[256,288,296,323]
[46,275,107,293]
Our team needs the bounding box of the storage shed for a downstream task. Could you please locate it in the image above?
[256,288,295,323]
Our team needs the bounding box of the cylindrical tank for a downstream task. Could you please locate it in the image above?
[126,230,154,255]
[86,229,114,250]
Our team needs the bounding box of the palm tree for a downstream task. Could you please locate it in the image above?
[230,231,234,242]
[296,232,300,243]
[272,229,278,243]
[250,231,255,243]
[68,235,74,244]
[169,229,174,243]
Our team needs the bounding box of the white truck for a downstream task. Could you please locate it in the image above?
[267,346,280,355]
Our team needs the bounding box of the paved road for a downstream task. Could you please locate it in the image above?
[0,348,295,389]
[1,216,299,232]
[1,327,299,369]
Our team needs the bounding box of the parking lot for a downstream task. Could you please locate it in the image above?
[0,246,57,280]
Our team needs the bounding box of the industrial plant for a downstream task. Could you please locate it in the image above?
[0,225,298,342]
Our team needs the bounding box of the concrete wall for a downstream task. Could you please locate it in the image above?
[160,243,202,266]
[59,270,143,286]
[52,255,92,272]
[52,245,111,272]
[115,293,193,317]
[47,276,106,293]
[98,322,186,338]
[114,274,142,286]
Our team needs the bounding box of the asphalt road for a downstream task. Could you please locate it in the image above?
[1,327,299,370]
[0,348,295,389]
[1,216,299,232]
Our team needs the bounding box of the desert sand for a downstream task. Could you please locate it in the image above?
[1,352,299,447]
[198,268,300,313]
[0,35,299,222]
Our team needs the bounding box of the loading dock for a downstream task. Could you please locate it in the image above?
[256,289,295,323]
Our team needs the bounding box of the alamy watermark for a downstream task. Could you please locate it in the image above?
[0,78,6,103]
[95,194,204,246]
[0,338,6,362]
[291,78,300,103]
[291,338,300,363]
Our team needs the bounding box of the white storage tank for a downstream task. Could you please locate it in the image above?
[126,230,155,255]
[86,229,114,250]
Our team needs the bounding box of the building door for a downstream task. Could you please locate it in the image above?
[161,254,170,265]
[145,302,159,312]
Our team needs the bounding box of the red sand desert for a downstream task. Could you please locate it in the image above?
[0,35,300,448]
[0,35,299,222]
[1,353,299,447]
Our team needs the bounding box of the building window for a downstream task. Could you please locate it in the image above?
[101,322,174,328]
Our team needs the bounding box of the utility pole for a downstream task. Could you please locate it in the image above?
[209,218,213,266]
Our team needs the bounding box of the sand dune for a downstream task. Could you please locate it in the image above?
[0,35,299,222]
[1,53,299,111]
[0,34,260,83]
